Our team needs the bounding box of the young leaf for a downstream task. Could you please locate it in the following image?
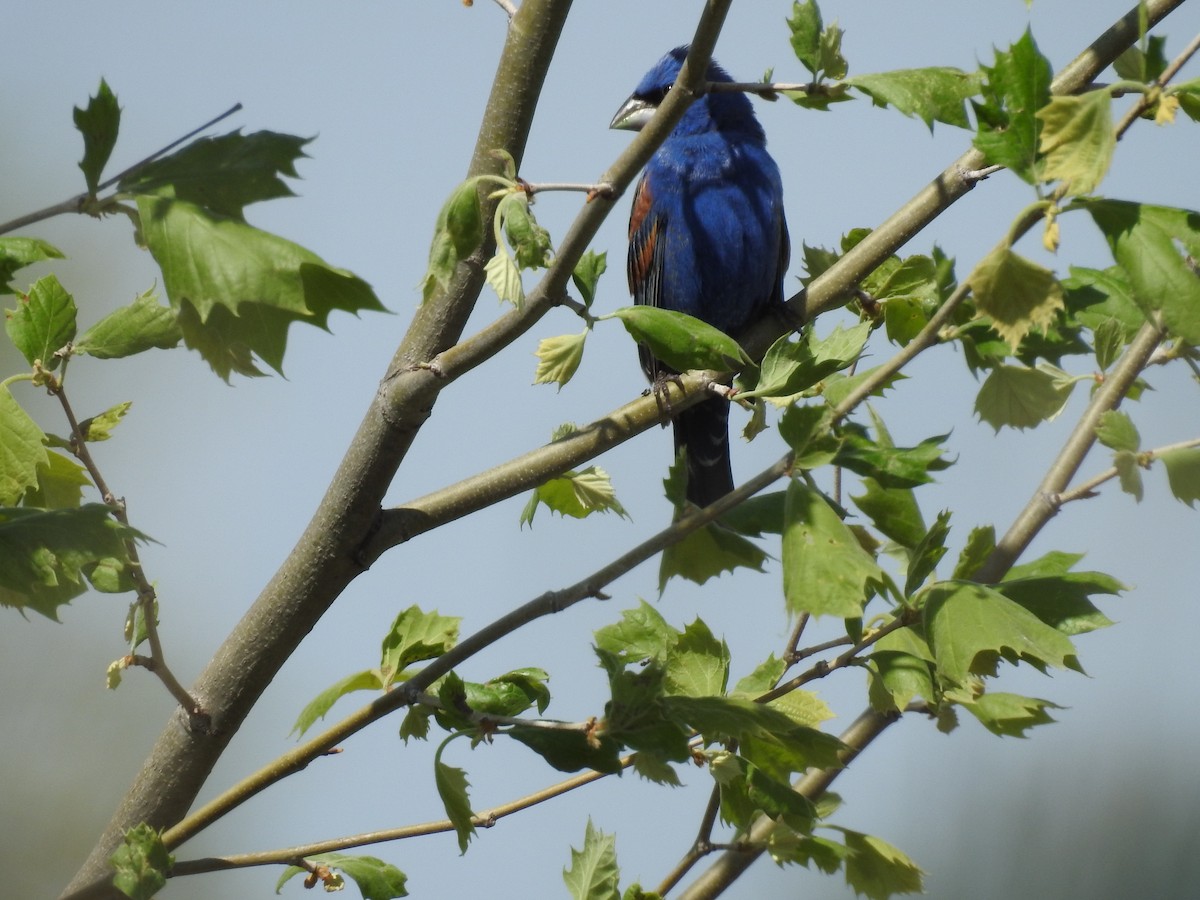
[520,466,628,526]
[275,853,408,900]
[422,178,484,303]
[845,67,982,129]
[974,364,1073,431]
[0,504,145,620]
[1114,450,1144,501]
[833,428,952,489]
[534,330,588,389]
[77,401,132,443]
[563,819,620,900]
[109,823,172,900]
[594,600,679,665]
[484,251,524,306]
[787,0,824,78]
[498,191,552,270]
[5,274,78,370]
[783,480,883,618]
[136,194,385,378]
[74,79,120,195]
[742,321,870,402]
[1095,409,1140,452]
[0,237,65,293]
[851,478,926,550]
[572,250,607,310]
[952,525,995,580]
[969,247,1065,351]
[0,384,50,505]
[1036,91,1114,196]
[22,450,91,509]
[778,404,839,470]
[434,752,475,854]
[973,29,1053,182]
[659,521,769,590]
[290,670,383,737]
[379,606,460,685]
[905,510,951,595]
[508,725,624,774]
[837,828,924,900]
[75,288,182,359]
[1160,447,1200,507]
[1083,199,1200,344]
[604,306,749,373]
[961,691,1062,738]
[663,618,729,698]
[922,581,1080,686]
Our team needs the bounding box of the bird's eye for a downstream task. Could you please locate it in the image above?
[640,85,671,106]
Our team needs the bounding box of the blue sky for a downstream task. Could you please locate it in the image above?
[3,2,1200,898]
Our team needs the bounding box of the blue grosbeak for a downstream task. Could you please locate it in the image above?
[611,47,789,507]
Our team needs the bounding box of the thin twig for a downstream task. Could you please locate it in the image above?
[1055,436,1200,505]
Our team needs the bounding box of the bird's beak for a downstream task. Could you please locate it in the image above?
[609,95,657,132]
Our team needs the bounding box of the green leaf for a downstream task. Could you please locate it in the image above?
[974,364,1072,431]
[952,525,995,580]
[74,79,120,195]
[922,581,1080,686]
[0,504,145,620]
[120,131,310,219]
[422,178,484,303]
[22,450,91,509]
[1083,200,1200,344]
[594,600,678,665]
[659,521,769,590]
[845,67,982,129]
[851,478,926,550]
[973,29,1053,182]
[563,819,620,900]
[905,510,951,595]
[598,651,690,761]
[1062,266,1145,339]
[961,691,1062,737]
[498,191,552,270]
[434,752,475,854]
[787,0,824,78]
[970,247,1065,351]
[462,669,551,718]
[1095,410,1140,452]
[717,755,819,830]
[716,490,786,537]
[742,322,869,402]
[78,401,132,443]
[379,606,460,685]
[572,250,607,310]
[75,287,182,359]
[484,250,524,306]
[997,571,1122,635]
[275,853,408,900]
[833,427,952,488]
[508,725,624,774]
[0,237,65,293]
[0,384,49,506]
[136,194,385,379]
[290,669,383,737]
[1114,449,1144,501]
[604,306,748,373]
[731,654,787,697]
[5,274,78,370]
[1035,91,1114,196]
[767,827,847,872]
[869,650,935,713]
[520,466,628,525]
[109,824,172,900]
[783,480,883,618]
[838,828,923,900]
[778,404,839,469]
[664,618,729,698]
[1160,447,1200,507]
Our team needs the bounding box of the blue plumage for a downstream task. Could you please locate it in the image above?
[612,47,789,506]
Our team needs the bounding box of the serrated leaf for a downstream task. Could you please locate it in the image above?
[275,853,408,900]
[484,250,523,306]
[974,364,1072,431]
[970,247,1065,351]
[659,521,769,590]
[997,571,1122,635]
[1036,91,1114,196]
[851,478,926,551]
[379,606,460,685]
[74,79,120,195]
[594,600,679,665]
[1084,200,1200,344]
[572,250,607,310]
[838,828,923,900]
[742,322,869,402]
[731,654,787,697]
[961,691,1062,737]
[598,651,690,761]
[434,755,475,854]
[905,510,951,595]
[718,755,819,830]
[787,0,824,78]
[922,581,1080,686]
[953,525,995,580]
[869,650,935,713]
[22,450,91,509]
[1160,447,1200,507]
[0,237,65,293]
[783,480,884,618]
[664,618,729,698]
[845,67,982,129]
[110,824,172,900]
[5,274,77,370]
[767,827,847,872]
[605,306,748,373]
[78,401,132,443]
[973,29,1053,182]
[0,385,49,506]
[520,465,628,526]
[834,428,951,489]
[563,819,620,900]
[0,504,145,620]
[136,194,384,379]
[778,404,839,469]
[291,670,383,737]
[75,288,182,359]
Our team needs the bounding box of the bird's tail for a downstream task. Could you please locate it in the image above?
[674,397,734,508]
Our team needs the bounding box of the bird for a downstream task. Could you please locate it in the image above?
[610,46,789,508]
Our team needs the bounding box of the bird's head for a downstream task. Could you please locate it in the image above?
[609,46,763,140]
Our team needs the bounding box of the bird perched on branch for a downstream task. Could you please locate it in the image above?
[611,46,789,508]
